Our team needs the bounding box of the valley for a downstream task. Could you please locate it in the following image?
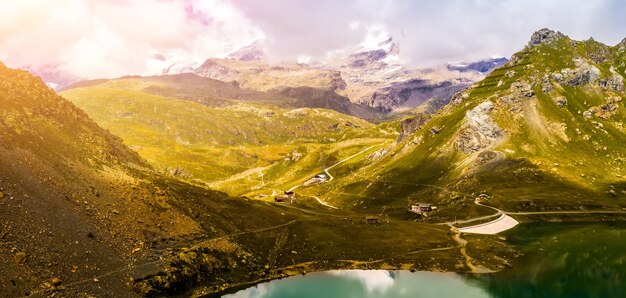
[1,23,626,298]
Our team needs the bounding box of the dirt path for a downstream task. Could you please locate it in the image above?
[447,225,493,273]
[323,144,381,182]
[312,196,338,209]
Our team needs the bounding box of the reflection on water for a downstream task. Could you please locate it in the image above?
[223,270,490,298]
[469,222,626,298]
[223,222,626,298]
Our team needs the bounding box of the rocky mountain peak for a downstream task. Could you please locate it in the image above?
[527,28,566,48]
[227,40,267,61]
[348,35,399,67]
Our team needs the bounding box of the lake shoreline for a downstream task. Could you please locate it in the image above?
[191,216,626,297]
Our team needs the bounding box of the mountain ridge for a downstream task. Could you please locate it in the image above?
[296,28,626,217]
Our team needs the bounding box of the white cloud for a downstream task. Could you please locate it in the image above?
[329,270,395,293]
[0,0,264,80]
[232,0,626,67]
[1,0,625,81]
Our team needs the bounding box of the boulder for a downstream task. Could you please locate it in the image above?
[14,252,27,264]
[553,96,567,108]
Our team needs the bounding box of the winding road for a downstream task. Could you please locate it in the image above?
[452,199,626,235]
[287,143,386,207]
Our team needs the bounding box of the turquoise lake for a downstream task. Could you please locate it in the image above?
[221,222,626,298]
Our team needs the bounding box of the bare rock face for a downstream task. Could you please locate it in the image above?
[195,59,240,82]
[527,28,566,48]
[397,114,431,142]
[456,101,504,154]
[551,58,601,87]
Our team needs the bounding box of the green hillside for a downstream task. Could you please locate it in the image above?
[1,61,492,297]
[297,29,626,219]
[61,75,395,195]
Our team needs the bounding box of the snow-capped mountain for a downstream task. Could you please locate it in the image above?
[446,57,509,73]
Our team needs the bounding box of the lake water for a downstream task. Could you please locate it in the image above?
[222,222,626,298]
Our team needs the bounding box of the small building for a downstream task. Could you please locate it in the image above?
[477,194,491,201]
[365,216,380,224]
[410,203,432,214]
[303,174,328,186]
[315,174,327,180]
[275,191,295,203]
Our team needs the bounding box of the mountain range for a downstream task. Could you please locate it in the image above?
[2,28,625,296]
[301,29,626,216]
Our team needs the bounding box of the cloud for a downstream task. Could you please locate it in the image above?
[1,0,625,81]
[231,0,626,66]
[0,0,263,80]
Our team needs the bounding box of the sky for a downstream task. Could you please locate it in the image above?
[1,0,625,81]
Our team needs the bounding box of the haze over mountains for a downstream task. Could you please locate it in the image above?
[163,35,504,114]
[53,34,496,118]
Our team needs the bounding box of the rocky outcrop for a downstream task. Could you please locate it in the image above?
[349,49,391,68]
[134,249,225,296]
[397,114,431,142]
[551,58,600,87]
[597,70,625,93]
[541,75,553,93]
[586,96,623,119]
[527,28,566,48]
[456,101,504,154]
[585,38,612,64]
[367,147,390,161]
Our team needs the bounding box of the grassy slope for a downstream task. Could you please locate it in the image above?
[296,35,626,220]
[2,62,487,297]
[61,77,395,195]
